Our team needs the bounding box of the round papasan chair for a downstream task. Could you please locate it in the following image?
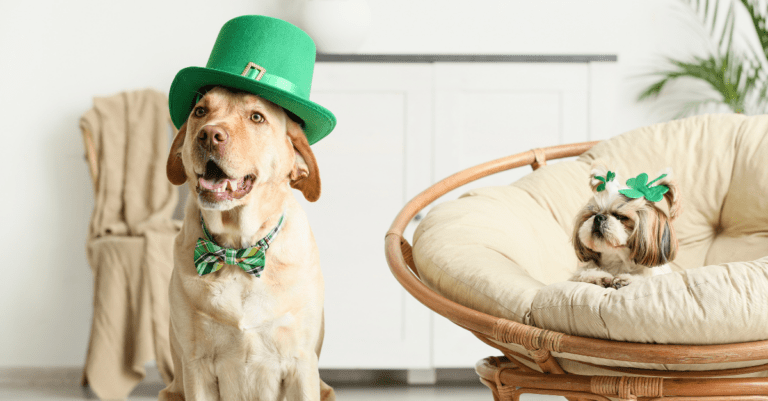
[385,114,768,401]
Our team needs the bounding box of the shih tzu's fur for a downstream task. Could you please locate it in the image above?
[570,163,682,289]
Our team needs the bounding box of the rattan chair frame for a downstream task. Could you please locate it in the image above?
[384,142,768,401]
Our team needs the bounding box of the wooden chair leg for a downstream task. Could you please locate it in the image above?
[480,377,501,401]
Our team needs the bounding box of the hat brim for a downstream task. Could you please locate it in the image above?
[169,67,336,145]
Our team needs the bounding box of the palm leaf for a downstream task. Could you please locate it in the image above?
[739,0,768,58]
[738,0,768,110]
[637,77,672,101]
[638,0,768,116]
[718,2,735,52]
[640,53,748,113]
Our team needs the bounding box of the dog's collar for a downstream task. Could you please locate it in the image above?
[194,212,286,276]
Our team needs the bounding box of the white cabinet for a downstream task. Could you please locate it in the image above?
[305,58,615,369]
[435,63,588,195]
[304,64,434,369]
[431,62,593,367]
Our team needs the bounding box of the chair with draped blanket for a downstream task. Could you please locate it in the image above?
[79,89,180,400]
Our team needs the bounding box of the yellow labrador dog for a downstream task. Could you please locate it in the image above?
[159,86,334,401]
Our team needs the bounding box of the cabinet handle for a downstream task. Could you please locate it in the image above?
[413,213,423,222]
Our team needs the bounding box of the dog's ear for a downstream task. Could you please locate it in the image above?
[655,170,682,220]
[628,209,678,267]
[167,122,187,186]
[286,119,321,202]
[572,212,601,264]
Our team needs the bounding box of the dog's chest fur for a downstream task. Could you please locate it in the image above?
[596,249,649,277]
[207,270,284,330]
[178,264,313,392]
[190,246,314,346]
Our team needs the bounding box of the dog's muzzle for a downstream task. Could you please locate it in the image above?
[196,159,256,202]
[592,214,606,236]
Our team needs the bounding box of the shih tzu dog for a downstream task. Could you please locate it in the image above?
[570,163,682,289]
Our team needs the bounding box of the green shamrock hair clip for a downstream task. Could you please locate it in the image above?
[595,171,615,192]
[619,173,669,202]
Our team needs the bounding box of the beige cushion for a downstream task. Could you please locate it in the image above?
[413,114,768,350]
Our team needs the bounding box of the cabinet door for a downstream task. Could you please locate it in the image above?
[431,63,590,367]
[434,63,589,194]
[305,64,433,368]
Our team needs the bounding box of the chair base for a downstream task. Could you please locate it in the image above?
[475,356,768,401]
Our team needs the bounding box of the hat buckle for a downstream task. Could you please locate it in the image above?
[241,62,266,81]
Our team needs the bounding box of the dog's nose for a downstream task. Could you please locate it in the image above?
[198,125,229,151]
[593,214,606,232]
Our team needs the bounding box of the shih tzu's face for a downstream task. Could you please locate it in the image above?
[572,164,681,269]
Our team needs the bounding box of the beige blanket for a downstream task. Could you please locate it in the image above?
[80,89,180,400]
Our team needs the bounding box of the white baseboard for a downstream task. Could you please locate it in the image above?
[0,365,479,387]
[0,363,164,387]
[0,366,83,386]
[407,368,437,385]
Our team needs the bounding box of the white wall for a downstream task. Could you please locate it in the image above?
[0,0,728,366]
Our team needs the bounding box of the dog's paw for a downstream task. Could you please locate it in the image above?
[158,389,185,401]
[570,269,616,288]
[611,274,637,289]
[591,275,616,288]
[321,379,336,401]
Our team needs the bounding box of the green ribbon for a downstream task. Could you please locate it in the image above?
[242,68,306,98]
[192,70,307,105]
[194,213,286,276]
[619,173,669,202]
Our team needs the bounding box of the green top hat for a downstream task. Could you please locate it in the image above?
[169,15,336,145]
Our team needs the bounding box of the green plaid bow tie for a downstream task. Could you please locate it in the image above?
[194,212,286,276]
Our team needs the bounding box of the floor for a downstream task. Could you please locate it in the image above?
[0,382,566,400]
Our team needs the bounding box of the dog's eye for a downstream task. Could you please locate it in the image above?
[251,112,264,123]
[193,107,206,118]
[612,212,628,221]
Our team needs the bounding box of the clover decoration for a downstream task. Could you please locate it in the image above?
[595,171,616,192]
[619,173,669,202]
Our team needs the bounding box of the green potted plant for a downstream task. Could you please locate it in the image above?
[639,0,768,116]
